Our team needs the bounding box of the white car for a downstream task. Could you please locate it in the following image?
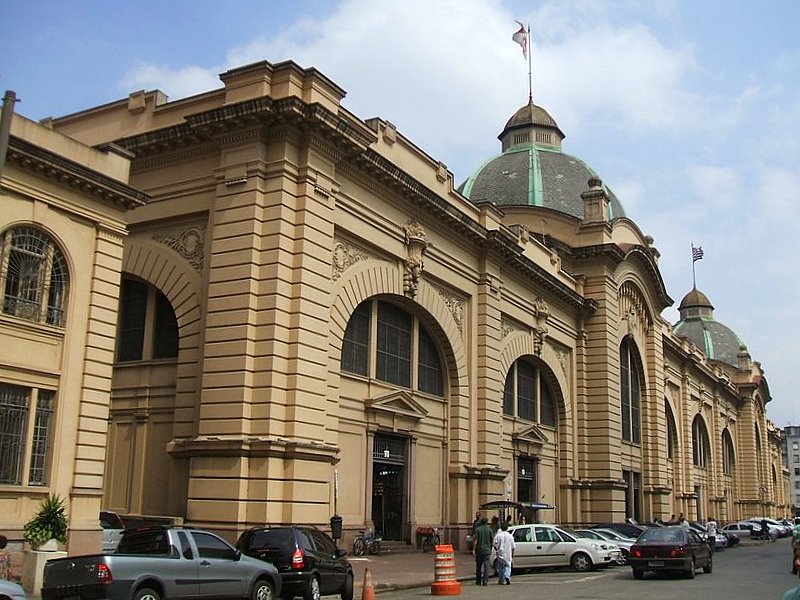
[498,524,618,572]
[575,528,632,564]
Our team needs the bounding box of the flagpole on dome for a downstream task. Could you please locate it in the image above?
[512,21,532,102]
[691,243,704,288]
[527,24,533,103]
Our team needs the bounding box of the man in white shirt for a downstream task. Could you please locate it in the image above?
[492,521,516,585]
[706,517,717,552]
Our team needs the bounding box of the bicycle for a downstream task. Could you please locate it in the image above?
[417,526,441,553]
[353,528,382,556]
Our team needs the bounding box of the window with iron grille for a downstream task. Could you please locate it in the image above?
[0,383,55,486]
[341,300,444,397]
[373,434,405,463]
[0,227,69,326]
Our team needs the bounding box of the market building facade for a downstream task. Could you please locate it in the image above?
[0,59,789,555]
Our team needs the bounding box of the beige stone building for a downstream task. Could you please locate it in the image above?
[0,59,789,554]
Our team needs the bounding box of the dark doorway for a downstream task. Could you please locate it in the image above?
[372,435,406,541]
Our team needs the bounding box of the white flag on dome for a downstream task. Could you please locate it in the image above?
[512,21,528,59]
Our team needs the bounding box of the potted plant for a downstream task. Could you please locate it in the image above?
[23,494,68,551]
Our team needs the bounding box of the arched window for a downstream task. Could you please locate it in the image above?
[665,400,678,459]
[0,226,69,326]
[620,337,642,443]
[722,428,735,475]
[341,299,444,397]
[116,277,178,362]
[692,415,711,467]
[502,357,557,427]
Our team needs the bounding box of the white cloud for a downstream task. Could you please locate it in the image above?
[119,63,220,101]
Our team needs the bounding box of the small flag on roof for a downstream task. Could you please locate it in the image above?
[512,21,528,59]
[692,245,704,262]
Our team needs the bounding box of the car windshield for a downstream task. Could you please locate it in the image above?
[637,528,684,543]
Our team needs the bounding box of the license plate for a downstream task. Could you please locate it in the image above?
[648,561,664,567]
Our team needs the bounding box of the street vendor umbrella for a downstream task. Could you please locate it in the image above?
[479,500,524,511]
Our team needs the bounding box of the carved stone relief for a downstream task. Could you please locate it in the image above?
[403,221,428,298]
[332,240,372,281]
[435,286,465,334]
[153,225,206,272]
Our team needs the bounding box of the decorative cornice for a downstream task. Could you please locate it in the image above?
[5,136,149,210]
[167,436,340,464]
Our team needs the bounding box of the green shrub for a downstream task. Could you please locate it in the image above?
[23,494,68,548]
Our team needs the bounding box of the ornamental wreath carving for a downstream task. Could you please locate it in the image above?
[153,225,206,272]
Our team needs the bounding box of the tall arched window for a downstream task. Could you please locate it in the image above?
[692,415,711,467]
[116,277,178,362]
[665,400,678,459]
[0,226,69,326]
[620,337,642,443]
[341,299,444,397]
[722,428,735,475]
[502,357,557,427]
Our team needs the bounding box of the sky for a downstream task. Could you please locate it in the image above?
[1,0,798,427]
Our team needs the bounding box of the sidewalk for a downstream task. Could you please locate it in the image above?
[349,547,475,599]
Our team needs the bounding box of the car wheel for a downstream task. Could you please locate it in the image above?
[686,558,696,579]
[304,575,321,600]
[341,573,354,600]
[632,568,644,580]
[252,579,274,600]
[703,553,713,574]
[614,552,627,566]
[571,552,592,572]
[133,588,161,600]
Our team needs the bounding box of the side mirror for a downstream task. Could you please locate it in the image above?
[336,548,348,559]
[233,549,242,561]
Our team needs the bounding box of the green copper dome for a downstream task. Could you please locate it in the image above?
[458,99,626,221]
[673,287,744,366]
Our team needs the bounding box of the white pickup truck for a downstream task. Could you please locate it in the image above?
[41,526,281,600]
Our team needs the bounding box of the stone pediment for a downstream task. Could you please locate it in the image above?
[512,424,549,447]
[366,390,428,421]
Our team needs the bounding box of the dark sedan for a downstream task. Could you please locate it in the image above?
[628,525,712,579]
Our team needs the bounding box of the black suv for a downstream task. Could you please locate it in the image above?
[236,526,353,600]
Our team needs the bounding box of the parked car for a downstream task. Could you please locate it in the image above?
[496,523,618,572]
[688,521,727,549]
[628,525,713,579]
[743,519,784,538]
[0,579,27,600]
[591,522,645,539]
[721,521,754,538]
[574,529,629,564]
[236,526,353,600]
[100,509,125,552]
[42,526,281,600]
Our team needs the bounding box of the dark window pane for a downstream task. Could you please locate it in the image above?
[540,380,556,426]
[376,301,411,387]
[517,360,536,421]
[417,326,443,396]
[517,457,536,503]
[0,384,29,485]
[152,291,178,359]
[503,369,514,416]
[117,278,148,362]
[620,342,631,441]
[342,302,370,375]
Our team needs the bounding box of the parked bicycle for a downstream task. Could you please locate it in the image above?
[417,526,441,553]
[353,528,382,556]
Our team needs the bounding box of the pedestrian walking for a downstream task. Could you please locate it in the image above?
[472,517,494,586]
[493,521,515,585]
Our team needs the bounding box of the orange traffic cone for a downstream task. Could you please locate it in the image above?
[362,567,376,600]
